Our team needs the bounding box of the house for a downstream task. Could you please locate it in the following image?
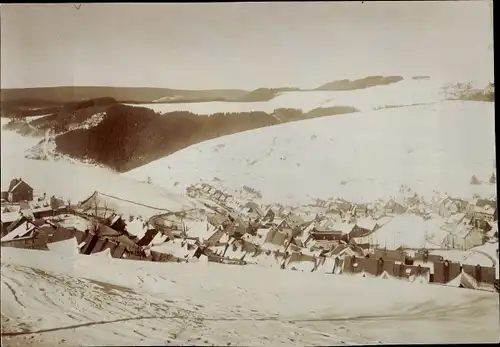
[226,218,249,238]
[241,202,265,219]
[286,213,306,229]
[438,196,468,218]
[467,199,497,222]
[351,203,372,218]
[275,218,291,230]
[443,224,484,250]
[350,219,379,240]
[5,178,34,203]
[384,198,407,215]
[432,260,462,283]
[468,216,493,233]
[324,208,342,219]
[331,222,356,235]
[330,241,364,258]
[371,248,405,262]
[1,211,22,235]
[460,264,497,291]
[304,228,344,250]
[328,199,353,214]
[207,213,229,229]
[310,229,343,242]
[262,205,276,222]
[412,250,444,264]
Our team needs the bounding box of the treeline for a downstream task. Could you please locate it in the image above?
[315,76,404,91]
[446,82,494,103]
[54,104,358,172]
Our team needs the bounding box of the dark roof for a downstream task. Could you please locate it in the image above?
[8,179,33,193]
[311,231,342,241]
[476,199,497,209]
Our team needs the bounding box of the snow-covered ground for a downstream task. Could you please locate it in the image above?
[126,78,447,115]
[1,118,41,165]
[2,247,499,346]
[127,78,493,116]
[125,100,496,205]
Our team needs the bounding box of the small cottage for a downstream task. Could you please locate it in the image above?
[5,178,34,203]
[443,224,484,250]
[384,198,407,215]
[438,197,468,218]
[467,199,497,222]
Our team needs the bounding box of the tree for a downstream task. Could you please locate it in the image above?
[470,175,480,185]
[489,172,496,184]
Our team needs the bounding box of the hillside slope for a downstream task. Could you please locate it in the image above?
[126,77,442,115]
[1,77,493,174]
[125,100,496,205]
[45,104,357,172]
[0,151,203,212]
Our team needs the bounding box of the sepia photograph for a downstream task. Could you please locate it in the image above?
[0,2,497,346]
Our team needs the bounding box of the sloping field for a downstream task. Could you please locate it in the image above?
[126,78,446,115]
[125,100,496,205]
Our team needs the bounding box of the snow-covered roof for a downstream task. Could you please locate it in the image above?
[448,223,474,238]
[355,218,378,231]
[1,221,36,242]
[1,211,21,223]
[446,213,466,225]
[257,228,272,237]
[376,216,393,227]
[184,220,211,240]
[151,241,190,259]
[55,215,92,232]
[126,218,148,239]
[473,204,496,215]
[331,222,355,234]
[369,214,429,250]
[47,237,79,257]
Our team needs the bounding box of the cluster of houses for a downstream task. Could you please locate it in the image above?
[1,179,498,293]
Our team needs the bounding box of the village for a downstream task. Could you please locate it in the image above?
[1,177,498,293]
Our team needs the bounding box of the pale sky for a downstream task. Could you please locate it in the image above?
[0,2,494,90]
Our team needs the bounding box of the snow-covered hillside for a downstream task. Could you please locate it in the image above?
[2,247,499,346]
[1,158,203,214]
[0,118,40,162]
[125,100,496,205]
[126,78,491,115]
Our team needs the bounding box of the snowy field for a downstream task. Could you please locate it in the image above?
[2,247,499,346]
[125,100,496,205]
[126,78,446,115]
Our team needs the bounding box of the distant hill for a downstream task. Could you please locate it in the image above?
[4,102,357,172]
[0,86,249,105]
[315,75,404,91]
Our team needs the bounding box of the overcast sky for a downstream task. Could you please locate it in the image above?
[0,2,494,90]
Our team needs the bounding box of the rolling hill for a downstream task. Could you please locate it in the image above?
[124,100,496,205]
[1,76,494,179]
